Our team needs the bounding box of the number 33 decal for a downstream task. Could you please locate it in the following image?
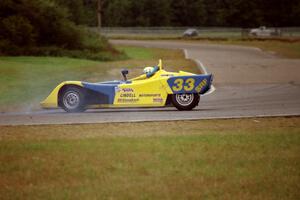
[172,78,207,92]
[172,78,194,91]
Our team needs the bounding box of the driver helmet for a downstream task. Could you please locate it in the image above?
[143,66,154,75]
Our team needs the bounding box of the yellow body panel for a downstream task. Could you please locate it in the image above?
[40,81,83,108]
[114,72,168,107]
[113,69,196,107]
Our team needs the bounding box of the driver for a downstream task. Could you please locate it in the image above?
[143,66,155,76]
[131,66,157,81]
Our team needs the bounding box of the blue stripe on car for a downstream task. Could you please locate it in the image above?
[82,82,119,104]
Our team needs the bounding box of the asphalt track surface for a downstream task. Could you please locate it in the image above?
[1,40,300,125]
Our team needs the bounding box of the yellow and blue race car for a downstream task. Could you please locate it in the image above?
[41,60,213,112]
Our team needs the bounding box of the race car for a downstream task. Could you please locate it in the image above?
[41,60,213,112]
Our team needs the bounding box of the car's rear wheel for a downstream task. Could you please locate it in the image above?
[61,86,86,112]
[171,93,199,111]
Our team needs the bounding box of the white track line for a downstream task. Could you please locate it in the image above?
[183,48,216,96]
[183,49,188,59]
[194,59,208,74]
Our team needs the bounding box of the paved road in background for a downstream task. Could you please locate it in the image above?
[1,40,299,125]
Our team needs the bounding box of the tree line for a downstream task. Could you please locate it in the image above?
[58,0,300,27]
[1,0,299,58]
[0,0,123,60]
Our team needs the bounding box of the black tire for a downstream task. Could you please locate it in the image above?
[60,86,86,112]
[171,93,200,111]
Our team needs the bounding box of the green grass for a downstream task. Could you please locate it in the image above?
[0,57,100,111]
[116,46,154,59]
[0,117,299,199]
[0,46,198,112]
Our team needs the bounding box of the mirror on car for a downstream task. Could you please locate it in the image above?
[121,69,129,81]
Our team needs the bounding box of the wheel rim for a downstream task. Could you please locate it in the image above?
[175,93,194,106]
[63,91,80,110]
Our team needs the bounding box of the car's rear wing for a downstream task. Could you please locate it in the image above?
[167,74,213,95]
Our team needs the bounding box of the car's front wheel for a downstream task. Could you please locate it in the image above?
[171,93,200,111]
[61,86,86,112]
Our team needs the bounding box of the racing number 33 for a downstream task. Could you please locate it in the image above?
[172,78,207,92]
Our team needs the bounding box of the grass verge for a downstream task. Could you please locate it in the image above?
[109,34,300,59]
[0,46,198,112]
[178,39,300,59]
[0,117,299,199]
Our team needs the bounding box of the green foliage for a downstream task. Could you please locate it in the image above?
[54,0,98,26]
[0,15,36,46]
[2,0,298,28]
[0,0,123,61]
[171,0,206,26]
[58,0,300,27]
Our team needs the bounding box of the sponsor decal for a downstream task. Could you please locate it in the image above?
[120,93,136,97]
[117,98,139,103]
[153,97,163,103]
[115,87,134,93]
[139,94,161,97]
[195,79,207,93]
[121,88,134,92]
